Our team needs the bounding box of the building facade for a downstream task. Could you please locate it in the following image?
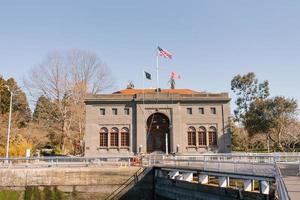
[84,88,231,156]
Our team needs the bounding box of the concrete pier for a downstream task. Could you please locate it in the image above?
[260,181,270,195]
[244,180,252,192]
[218,176,228,188]
[198,174,209,184]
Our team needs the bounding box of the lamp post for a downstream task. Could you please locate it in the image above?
[4,85,13,160]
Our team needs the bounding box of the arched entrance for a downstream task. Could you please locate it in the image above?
[146,113,170,153]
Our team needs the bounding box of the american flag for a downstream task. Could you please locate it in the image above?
[157,46,172,59]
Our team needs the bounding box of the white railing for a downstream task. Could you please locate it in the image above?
[0,156,133,168]
[143,156,275,177]
[144,153,298,200]
[275,162,290,200]
[174,152,300,162]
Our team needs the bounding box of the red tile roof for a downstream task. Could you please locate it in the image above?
[113,88,201,95]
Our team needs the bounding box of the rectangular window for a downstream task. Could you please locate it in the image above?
[187,108,192,115]
[121,132,129,146]
[210,107,216,114]
[110,132,118,147]
[100,133,108,147]
[188,132,196,146]
[199,107,204,114]
[112,108,118,115]
[124,108,130,115]
[209,132,217,145]
[100,108,105,115]
[198,132,207,146]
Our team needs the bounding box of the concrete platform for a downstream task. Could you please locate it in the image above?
[279,163,300,200]
[283,176,300,200]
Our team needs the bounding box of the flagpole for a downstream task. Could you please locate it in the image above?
[156,50,159,90]
[142,70,145,105]
[156,45,159,101]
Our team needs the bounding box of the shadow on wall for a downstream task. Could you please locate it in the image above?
[118,168,154,200]
[117,167,274,200]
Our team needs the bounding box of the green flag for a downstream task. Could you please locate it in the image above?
[144,71,152,80]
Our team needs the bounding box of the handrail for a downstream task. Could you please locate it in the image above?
[0,156,133,160]
[0,156,134,168]
[105,167,146,200]
[142,157,275,177]
[274,163,290,200]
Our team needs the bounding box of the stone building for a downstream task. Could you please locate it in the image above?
[84,88,231,156]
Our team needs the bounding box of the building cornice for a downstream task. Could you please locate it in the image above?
[84,92,231,104]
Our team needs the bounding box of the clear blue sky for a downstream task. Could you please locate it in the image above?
[1,0,300,109]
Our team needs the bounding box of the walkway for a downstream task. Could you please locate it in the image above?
[278,163,300,200]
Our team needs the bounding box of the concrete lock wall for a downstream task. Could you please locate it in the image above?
[0,166,275,200]
[0,167,140,188]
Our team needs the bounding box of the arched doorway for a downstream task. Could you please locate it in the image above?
[146,113,170,153]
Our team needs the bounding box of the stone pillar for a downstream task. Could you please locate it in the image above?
[108,130,111,150]
[118,128,121,151]
[168,171,179,179]
[244,180,252,191]
[218,177,228,188]
[198,174,209,184]
[129,124,133,153]
[206,126,209,147]
[182,172,193,182]
[260,181,269,194]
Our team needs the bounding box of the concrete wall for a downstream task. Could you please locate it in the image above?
[155,177,273,200]
[0,167,140,187]
[0,166,274,200]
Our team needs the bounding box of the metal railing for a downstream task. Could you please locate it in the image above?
[0,153,297,200]
[1,153,300,168]
[142,156,275,177]
[275,162,290,200]
[173,152,300,163]
[143,153,298,200]
[105,167,149,200]
[0,156,133,168]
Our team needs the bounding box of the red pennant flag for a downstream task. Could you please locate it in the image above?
[171,72,181,79]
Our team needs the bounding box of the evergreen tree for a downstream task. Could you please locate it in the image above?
[0,75,9,114]
[33,95,59,127]
[0,76,31,127]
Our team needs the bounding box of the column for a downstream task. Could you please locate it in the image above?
[182,172,193,182]
[260,181,269,195]
[107,129,111,151]
[168,171,179,179]
[196,130,199,151]
[118,128,121,152]
[198,174,209,184]
[206,126,209,147]
[244,180,252,192]
[219,177,228,188]
[129,124,133,153]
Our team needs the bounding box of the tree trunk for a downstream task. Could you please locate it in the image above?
[266,134,270,153]
[277,128,284,152]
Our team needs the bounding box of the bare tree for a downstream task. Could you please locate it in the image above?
[282,121,300,151]
[24,49,113,154]
[68,49,113,95]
